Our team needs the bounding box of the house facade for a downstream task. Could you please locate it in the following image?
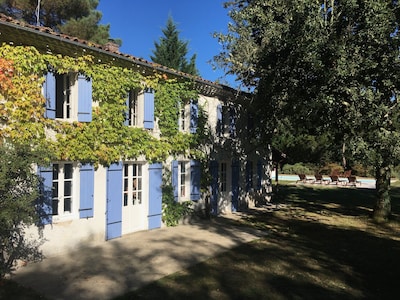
[0,14,272,257]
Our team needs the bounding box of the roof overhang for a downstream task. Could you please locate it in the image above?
[0,15,252,101]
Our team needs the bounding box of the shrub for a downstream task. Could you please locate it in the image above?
[282,163,312,175]
[161,184,193,227]
[0,143,45,278]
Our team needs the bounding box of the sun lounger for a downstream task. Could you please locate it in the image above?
[346,175,361,186]
[314,174,330,184]
[329,175,346,185]
[296,174,314,184]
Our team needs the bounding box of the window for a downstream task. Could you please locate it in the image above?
[52,162,74,217]
[179,161,187,197]
[179,103,187,132]
[124,89,154,129]
[123,163,142,206]
[172,160,200,202]
[220,162,227,192]
[246,161,253,192]
[56,74,71,119]
[43,72,92,122]
[125,90,139,126]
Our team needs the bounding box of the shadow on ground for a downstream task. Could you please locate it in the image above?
[7,184,400,300]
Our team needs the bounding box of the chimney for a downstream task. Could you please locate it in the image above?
[104,39,119,52]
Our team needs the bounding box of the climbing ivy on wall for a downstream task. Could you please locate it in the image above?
[0,43,201,166]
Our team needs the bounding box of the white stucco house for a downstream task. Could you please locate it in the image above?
[0,14,272,257]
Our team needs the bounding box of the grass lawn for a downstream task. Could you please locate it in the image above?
[114,182,400,300]
[1,182,399,300]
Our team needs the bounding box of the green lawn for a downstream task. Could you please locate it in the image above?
[2,182,399,300]
[115,182,400,300]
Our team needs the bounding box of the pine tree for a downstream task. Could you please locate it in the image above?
[151,16,199,76]
[0,0,119,45]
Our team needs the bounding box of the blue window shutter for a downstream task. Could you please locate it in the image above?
[257,160,262,190]
[171,160,178,201]
[246,161,253,192]
[231,161,240,212]
[148,163,163,229]
[106,162,123,240]
[78,75,92,122]
[216,104,222,135]
[37,166,53,225]
[43,73,56,119]
[190,160,201,201]
[190,100,198,134]
[210,160,219,215]
[79,164,94,218]
[143,89,154,129]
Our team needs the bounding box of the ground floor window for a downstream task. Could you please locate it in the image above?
[52,162,74,216]
[123,163,143,206]
[220,162,227,192]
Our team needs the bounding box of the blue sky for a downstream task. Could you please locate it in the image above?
[98,0,237,87]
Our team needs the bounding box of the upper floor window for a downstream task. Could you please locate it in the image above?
[43,72,92,122]
[125,90,139,127]
[55,74,71,119]
[179,104,187,132]
[124,89,154,129]
[179,99,198,133]
[217,104,236,137]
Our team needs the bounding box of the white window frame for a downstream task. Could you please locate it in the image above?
[123,163,143,206]
[178,161,190,201]
[55,73,77,121]
[51,162,78,222]
[178,102,189,133]
[126,90,144,127]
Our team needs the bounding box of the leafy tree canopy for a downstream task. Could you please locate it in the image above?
[215,0,400,221]
[0,0,120,45]
[151,15,199,76]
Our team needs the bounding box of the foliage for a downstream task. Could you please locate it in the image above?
[161,183,193,227]
[151,15,199,76]
[282,163,312,175]
[0,43,200,166]
[0,143,45,278]
[0,0,118,45]
[215,0,400,221]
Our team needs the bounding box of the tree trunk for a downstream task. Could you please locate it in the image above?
[373,165,391,222]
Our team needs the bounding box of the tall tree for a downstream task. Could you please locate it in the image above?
[151,16,199,76]
[215,0,400,221]
[0,0,119,45]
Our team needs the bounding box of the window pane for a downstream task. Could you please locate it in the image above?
[124,178,128,191]
[137,178,142,190]
[52,182,58,198]
[64,164,73,179]
[52,200,59,215]
[53,164,59,180]
[138,164,142,176]
[64,198,71,212]
[64,181,72,196]
[123,194,128,206]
